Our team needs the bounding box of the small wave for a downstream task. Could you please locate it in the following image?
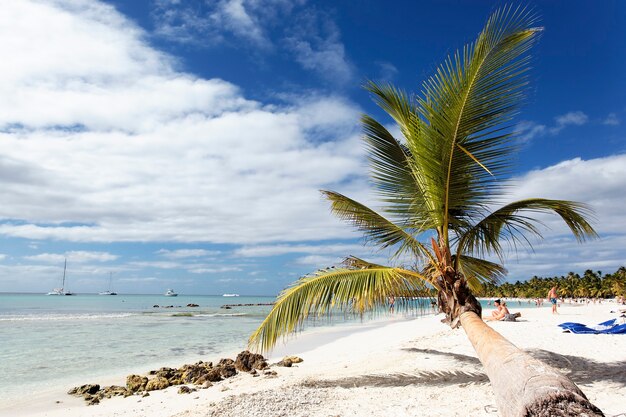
[0,313,135,322]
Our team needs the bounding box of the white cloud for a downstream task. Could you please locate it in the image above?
[234,243,365,257]
[517,121,547,142]
[517,111,588,142]
[0,254,7,260]
[152,0,302,48]
[284,11,353,84]
[157,249,220,259]
[497,154,626,279]
[188,266,242,274]
[549,111,588,134]
[0,0,365,245]
[603,112,620,126]
[24,251,118,263]
[294,254,345,266]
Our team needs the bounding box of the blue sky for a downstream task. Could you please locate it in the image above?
[0,0,624,295]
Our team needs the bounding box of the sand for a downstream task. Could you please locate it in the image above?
[4,301,625,417]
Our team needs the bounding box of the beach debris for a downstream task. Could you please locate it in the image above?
[68,351,279,405]
[277,355,303,367]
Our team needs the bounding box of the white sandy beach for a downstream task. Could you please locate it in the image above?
[5,302,625,417]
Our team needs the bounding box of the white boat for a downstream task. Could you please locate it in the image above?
[99,272,118,295]
[222,293,240,297]
[47,259,75,296]
[164,289,178,297]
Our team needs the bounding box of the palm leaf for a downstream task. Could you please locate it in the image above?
[455,199,598,262]
[248,266,431,352]
[456,255,507,292]
[414,6,543,243]
[322,190,433,261]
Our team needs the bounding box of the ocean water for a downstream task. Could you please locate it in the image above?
[0,293,534,405]
[0,293,277,405]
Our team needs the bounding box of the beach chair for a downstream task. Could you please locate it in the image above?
[558,319,626,334]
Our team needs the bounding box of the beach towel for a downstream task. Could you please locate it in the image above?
[558,319,626,334]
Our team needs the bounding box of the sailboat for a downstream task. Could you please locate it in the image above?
[99,272,117,295]
[47,258,75,296]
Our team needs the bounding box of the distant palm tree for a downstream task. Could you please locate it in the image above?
[250,7,602,416]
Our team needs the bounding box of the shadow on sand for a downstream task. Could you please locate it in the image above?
[300,347,625,389]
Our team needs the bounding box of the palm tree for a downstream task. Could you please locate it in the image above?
[250,7,602,416]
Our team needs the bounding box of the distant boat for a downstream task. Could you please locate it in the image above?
[164,289,178,297]
[99,272,118,296]
[223,293,240,297]
[47,258,75,296]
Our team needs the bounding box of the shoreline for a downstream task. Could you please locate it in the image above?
[4,302,626,417]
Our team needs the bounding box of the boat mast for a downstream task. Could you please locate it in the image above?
[62,258,67,291]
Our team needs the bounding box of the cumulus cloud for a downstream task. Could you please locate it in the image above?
[498,154,626,278]
[0,0,364,245]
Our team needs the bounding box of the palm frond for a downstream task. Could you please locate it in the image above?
[364,81,420,140]
[362,90,442,233]
[248,266,430,352]
[456,199,598,261]
[456,255,507,292]
[413,6,543,243]
[322,190,432,260]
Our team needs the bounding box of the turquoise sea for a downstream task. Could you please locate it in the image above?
[0,293,536,406]
[0,293,276,406]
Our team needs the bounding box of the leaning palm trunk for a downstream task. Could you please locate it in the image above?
[460,312,603,416]
[250,6,603,416]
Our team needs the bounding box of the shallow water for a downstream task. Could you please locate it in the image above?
[0,293,533,404]
[0,293,275,404]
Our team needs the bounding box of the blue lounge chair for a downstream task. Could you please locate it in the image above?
[558,319,626,334]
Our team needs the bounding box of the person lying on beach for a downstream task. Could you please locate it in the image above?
[484,300,522,322]
[482,299,520,320]
[484,299,509,321]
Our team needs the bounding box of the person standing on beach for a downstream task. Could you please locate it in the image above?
[388,296,395,314]
[548,286,559,314]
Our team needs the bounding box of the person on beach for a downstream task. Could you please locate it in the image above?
[484,299,509,321]
[388,296,395,313]
[548,286,559,314]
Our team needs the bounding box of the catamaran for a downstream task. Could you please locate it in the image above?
[99,272,118,295]
[47,258,74,296]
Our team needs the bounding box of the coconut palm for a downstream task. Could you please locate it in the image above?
[250,6,602,416]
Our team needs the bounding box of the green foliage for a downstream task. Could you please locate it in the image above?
[476,267,626,299]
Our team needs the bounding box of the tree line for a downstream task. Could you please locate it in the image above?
[476,267,626,299]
